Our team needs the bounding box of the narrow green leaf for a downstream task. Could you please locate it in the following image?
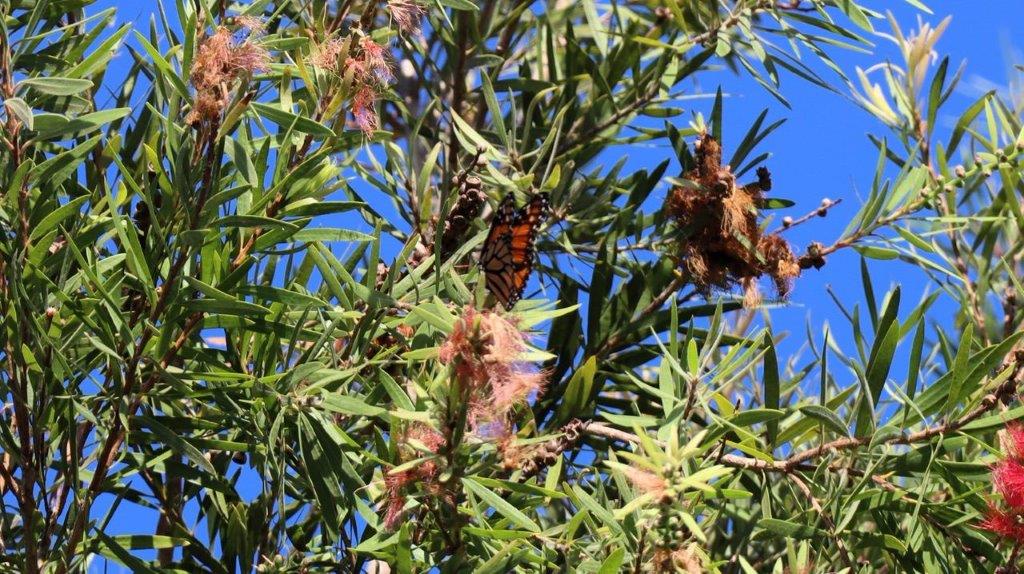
[30,196,88,241]
[19,76,94,96]
[598,548,625,574]
[799,405,848,437]
[252,102,335,137]
[4,97,33,130]
[926,56,949,135]
[711,86,724,143]
[582,0,608,56]
[32,108,131,140]
[132,31,190,99]
[856,320,900,436]
[947,91,994,152]
[763,333,780,447]
[944,322,975,412]
[462,477,541,533]
[321,393,385,417]
[757,518,825,540]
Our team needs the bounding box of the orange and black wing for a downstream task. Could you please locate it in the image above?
[480,193,549,310]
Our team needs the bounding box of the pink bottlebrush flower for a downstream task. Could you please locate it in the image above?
[993,459,1024,510]
[439,306,548,431]
[380,424,446,530]
[191,27,269,90]
[479,310,529,364]
[407,424,446,452]
[1001,423,1024,460]
[438,306,476,364]
[489,364,547,414]
[187,26,269,124]
[190,28,234,90]
[383,472,410,531]
[351,84,379,136]
[359,37,394,84]
[652,547,703,574]
[185,89,225,126]
[387,0,425,36]
[344,56,368,80]
[310,37,347,72]
[406,424,446,477]
[234,15,267,36]
[982,423,1024,545]
[230,41,271,76]
[325,38,394,137]
[981,507,1024,544]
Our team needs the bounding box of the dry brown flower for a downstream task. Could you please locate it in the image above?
[664,133,799,305]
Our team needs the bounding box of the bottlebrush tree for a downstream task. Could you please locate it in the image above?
[0,0,1022,572]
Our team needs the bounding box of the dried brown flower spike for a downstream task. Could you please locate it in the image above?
[664,133,799,305]
[439,175,485,259]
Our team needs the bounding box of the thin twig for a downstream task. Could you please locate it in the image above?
[798,147,1024,270]
[787,473,855,570]
[770,198,842,235]
[583,348,1022,476]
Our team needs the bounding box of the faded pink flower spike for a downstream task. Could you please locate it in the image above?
[360,37,394,84]
[387,0,426,36]
[380,424,446,530]
[234,15,267,36]
[310,38,348,72]
[489,364,547,414]
[351,85,380,136]
[438,306,547,433]
[187,26,269,124]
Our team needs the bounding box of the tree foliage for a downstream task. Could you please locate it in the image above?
[0,0,1022,572]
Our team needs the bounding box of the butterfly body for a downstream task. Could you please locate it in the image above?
[479,193,549,310]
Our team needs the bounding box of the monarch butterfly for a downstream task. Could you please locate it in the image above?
[479,192,549,310]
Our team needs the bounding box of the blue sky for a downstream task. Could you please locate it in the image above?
[71,0,1024,569]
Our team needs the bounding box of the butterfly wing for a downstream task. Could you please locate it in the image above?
[479,193,519,308]
[480,193,549,310]
[481,193,517,255]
